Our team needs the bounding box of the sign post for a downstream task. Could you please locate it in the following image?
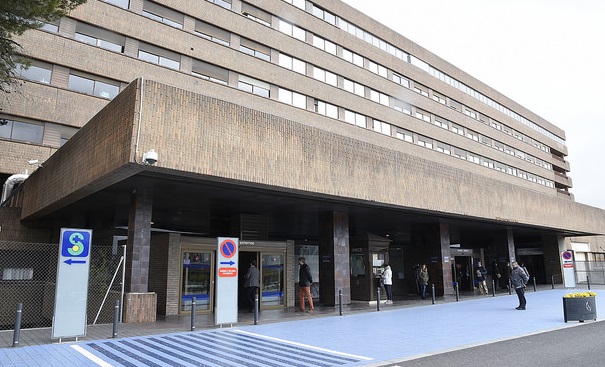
[52,228,92,340]
[215,237,239,325]
[561,250,576,288]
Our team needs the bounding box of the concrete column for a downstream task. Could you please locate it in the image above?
[425,222,452,296]
[318,211,350,306]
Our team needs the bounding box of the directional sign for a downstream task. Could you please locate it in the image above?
[215,237,238,325]
[52,228,92,339]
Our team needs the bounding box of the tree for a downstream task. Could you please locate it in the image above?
[0,0,87,93]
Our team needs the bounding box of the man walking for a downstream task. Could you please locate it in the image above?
[511,261,529,310]
[243,259,260,312]
[298,257,314,313]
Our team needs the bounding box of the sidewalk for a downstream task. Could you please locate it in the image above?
[1,286,603,366]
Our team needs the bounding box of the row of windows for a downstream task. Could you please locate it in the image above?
[302,1,564,145]
[0,117,77,147]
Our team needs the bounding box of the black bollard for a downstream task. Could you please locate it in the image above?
[190,297,196,331]
[455,282,459,302]
[532,277,537,292]
[431,284,435,305]
[508,279,512,295]
[492,279,496,297]
[253,293,259,325]
[551,275,555,289]
[12,303,22,347]
[377,288,381,311]
[339,290,343,316]
[587,276,591,290]
[112,299,119,338]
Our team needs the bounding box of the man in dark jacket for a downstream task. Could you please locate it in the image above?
[298,257,314,312]
[243,259,260,312]
[511,261,529,310]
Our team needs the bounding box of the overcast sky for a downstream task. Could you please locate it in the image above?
[342,0,605,210]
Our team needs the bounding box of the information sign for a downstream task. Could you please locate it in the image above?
[561,250,576,288]
[215,237,239,325]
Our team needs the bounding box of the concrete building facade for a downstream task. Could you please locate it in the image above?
[1,0,604,322]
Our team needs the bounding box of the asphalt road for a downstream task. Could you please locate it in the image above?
[383,320,605,367]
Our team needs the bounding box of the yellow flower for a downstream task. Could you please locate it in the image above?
[564,292,596,298]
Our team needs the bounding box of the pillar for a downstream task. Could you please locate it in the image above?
[425,222,452,296]
[318,211,350,306]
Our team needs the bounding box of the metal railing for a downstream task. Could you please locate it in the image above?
[0,241,124,330]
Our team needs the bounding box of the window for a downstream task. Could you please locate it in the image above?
[40,19,59,33]
[466,130,479,141]
[240,38,271,61]
[373,119,391,136]
[413,84,429,97]
[278,54,305,74]
[195,20,230,46]
[415,109,431,123]
[138,43,180,70]
[344,110,366,127]
[417,136,433,149]
[342,48,363,67]
[394,100,411,115]
[68,73,120,99]
[0,119,44,144]
[435,142,451,155]
[343,79,364,97]
[75,23,125,52]
[369,89,389,106]
[467,153,480,164]
[102,0,129,8]
[393,73,410,88]
[451,124,464,135]
[278,88,306,109]
[432,93,446,105]
[464,108,477,119]
[449,99,462,111]
[315,100,338,118]
[238,75,270,97]
[208,0,231,9]
[482,159,494,169]
[2,268,34,280]
[396,129,413,142]
[191,59,229,84]
[242,3,271,26]
[282,0,305,9]
[142,0,184,28]
[311,35,336,55]
[312,66,337,86]
[368,61,387,78]
[14,61,52,84]
[434,118,449,129]
[453,147,467,160]
[311,4,336,25]
[278,19,306,41]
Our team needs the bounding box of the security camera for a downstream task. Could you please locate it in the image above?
[142,149,158,165]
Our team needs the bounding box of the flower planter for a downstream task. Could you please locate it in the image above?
[563,296,597,323]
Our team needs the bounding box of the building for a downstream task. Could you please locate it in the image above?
[1,0,604,323]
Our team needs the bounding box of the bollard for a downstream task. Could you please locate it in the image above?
[587,276,591,290]
[455,282,459,302]
[12,303,22,347]
[431,284,435,305]
[253,293,259,325]
[190,297,196,331]
[492,279,496,297]
[551,275,555,289]
[377,288,381,311]
[112,299,119,338]
[508,279,512,295]
[339,290,343,316]
[532,277,537,292]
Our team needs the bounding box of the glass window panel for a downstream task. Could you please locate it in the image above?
[0,120,13,138]
[68,74,95,94]
[292,92,306,108]
[93,81,120,99]
[12,121,43,144]
[19,64,51,84]
[159,56,180,70]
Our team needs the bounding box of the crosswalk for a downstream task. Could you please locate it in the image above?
[75,329,372,367]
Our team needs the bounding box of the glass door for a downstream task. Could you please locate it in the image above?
[261,253,284,307]
[181,251,213,312]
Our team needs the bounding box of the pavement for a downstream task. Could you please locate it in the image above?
[1,285,603,367]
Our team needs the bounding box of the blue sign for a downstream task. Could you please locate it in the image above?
[61,230,91,258]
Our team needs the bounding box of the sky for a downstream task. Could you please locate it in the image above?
[342,0,605,210]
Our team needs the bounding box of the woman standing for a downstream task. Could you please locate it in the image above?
[419,264,429,299]
[381,263,393,305]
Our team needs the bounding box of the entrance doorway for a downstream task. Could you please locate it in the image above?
[239,251,285,311]
[453,256,473,291]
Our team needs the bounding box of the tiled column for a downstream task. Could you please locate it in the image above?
[425,222,452,296]
[319,211,350,306]
[123,189,156,323]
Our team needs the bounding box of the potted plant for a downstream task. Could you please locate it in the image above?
[563,291,597,323]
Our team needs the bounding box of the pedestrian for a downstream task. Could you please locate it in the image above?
[419,264,429,299]
[491,260,501,290]
[381,263,393,304]
[511,261,529,310]
[475,261,488,294]
[298,257,314,313]
[243,259,260,312]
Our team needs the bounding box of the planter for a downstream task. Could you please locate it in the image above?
[563,296,597,323]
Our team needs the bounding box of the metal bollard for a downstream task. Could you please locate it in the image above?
[532,277,537,292]
[431,284,435,305]
[455,282,459,302]
[377,288,381,311]
[551,275,555,289]
[339,290,343,316]
[587,276,591,290]
[112,299,119,338]
[492,279,496,297]
[12,303,22,347]
[254,293,259,325]
[190,297,196,331]
[508,279,512,295]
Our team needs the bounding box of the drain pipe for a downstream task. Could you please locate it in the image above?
[1,173,29,204]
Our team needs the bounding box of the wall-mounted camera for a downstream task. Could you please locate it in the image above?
[142,149,158,165]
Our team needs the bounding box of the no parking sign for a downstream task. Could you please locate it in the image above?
[215,237,239,325]
[561,250,576,288]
